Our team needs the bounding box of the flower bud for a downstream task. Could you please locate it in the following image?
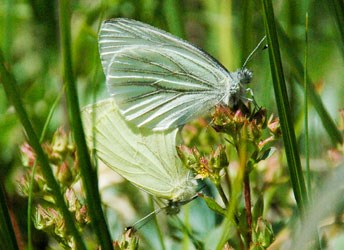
[211,145,228,169]
[267,116,281,137]
[176,145,200,170]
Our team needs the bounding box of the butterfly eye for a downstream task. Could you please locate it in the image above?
[239,68,253,85]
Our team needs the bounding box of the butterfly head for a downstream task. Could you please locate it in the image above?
[238,68,253,85]
[224,68,253,107]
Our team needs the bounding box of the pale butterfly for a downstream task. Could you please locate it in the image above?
[98,18,264,131]
[82,98,197,212]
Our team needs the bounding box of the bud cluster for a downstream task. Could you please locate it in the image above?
[18,128,89,248]
[178,104,281,183]
[177,144,228,185]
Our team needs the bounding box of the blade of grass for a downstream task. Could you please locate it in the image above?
[0,49,86,250]
[276,21,343,146]
[261,0,308,214]
[3,0,13,62]
[218,0,234,69]
[0,183,19,250]
[240,0,254,66]
[304,12,311,197]
[304,12,322,249]
[163,0,185,38]
[0,1,18,249]
[27,90,64,250]
[58,1,113,248]
[326,0,344,56]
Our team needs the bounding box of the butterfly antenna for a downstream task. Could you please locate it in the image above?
[242,36,267,69]
[130,206,164,230]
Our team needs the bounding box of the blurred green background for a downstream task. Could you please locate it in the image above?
[1,0,343,249]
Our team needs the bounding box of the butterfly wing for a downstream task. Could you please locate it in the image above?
[99,18,232,130]
[82,99,196,201]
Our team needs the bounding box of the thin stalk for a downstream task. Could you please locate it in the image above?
[149,197,166,250]
[27,91,63,250]
[243,171,252,245]
[304,12,322,250]
[0,48,86,250]
[58,1,112,248]
[0,183,19,250]
[182,205,190,250]
[224,168,232,200]
[304,13,311,198]
[216,135,248,249]
[276,21,343,146]
[216,183,229,206]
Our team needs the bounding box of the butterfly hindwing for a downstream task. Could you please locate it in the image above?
[82,99,196,200]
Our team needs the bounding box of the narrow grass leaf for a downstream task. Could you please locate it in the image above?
[304,12,311,196]
[27,91,63,250]
[276,21,343,146]
[327,0,344,56]
[58,1,113,248]
[0,49,86,250]
[163,0,185,38]
[0,183,19,250]
[261,0,308,214]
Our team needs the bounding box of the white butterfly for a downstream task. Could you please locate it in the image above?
[82,98,197,204]
[98,18,255,131]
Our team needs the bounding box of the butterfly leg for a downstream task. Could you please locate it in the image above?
[245,88,259,109]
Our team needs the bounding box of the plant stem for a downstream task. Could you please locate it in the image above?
[243,171,252,246]
[216,183,229,206]
[224,168,232,198]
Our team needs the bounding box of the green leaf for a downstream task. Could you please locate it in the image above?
[199,194,226,216]
[252,196,264,223]
[257,147,276,161]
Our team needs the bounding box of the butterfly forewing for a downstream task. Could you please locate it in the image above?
[99,18,232,130]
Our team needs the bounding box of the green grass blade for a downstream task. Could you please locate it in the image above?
[261,0,308,214]
[27,91,63,250]
[0,183,19,250]
[276,22,343,146]
[303,13,321,248]
[327,0,344,56]
[240,0,254,66]
[163,0,185,38]
[0,49,86,250]
[58,1,113,248]
[304,12,311,196]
